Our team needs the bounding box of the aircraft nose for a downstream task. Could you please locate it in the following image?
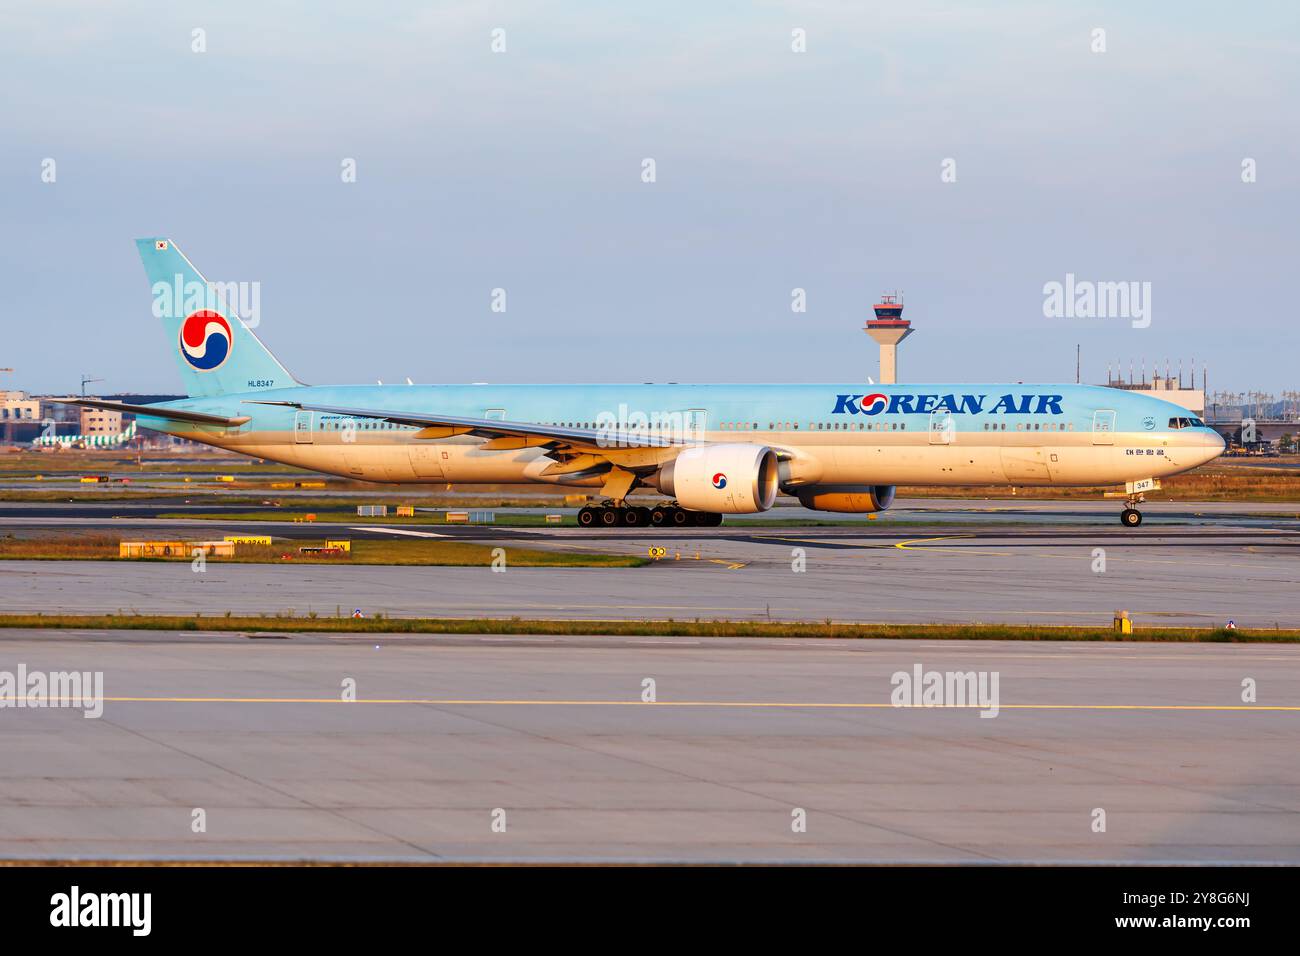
[1168,429,1225,469]
[1198,430,1226,465]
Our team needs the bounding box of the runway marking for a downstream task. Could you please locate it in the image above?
[752,535,894,549]
[350,526,450,538]
[894,534,970,548]
[884,534,1299,573]
[708,559,747,570]
[99,697,1300,712]
[893,534,1011,556]
[752,533,1014,556]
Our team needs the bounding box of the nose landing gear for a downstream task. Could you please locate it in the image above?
[1120,492,1145,527]
[1107,480,1158,527]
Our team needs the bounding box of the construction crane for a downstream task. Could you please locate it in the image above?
[80,374,104,397]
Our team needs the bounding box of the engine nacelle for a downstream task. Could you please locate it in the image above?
[796,484,896,514]
[654,444,779,513]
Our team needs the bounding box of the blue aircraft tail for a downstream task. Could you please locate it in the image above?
[136,238,297,397]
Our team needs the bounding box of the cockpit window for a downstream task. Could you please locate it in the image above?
[1168,417,1206,429]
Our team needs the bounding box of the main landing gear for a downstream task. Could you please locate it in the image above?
[576,503,723,528]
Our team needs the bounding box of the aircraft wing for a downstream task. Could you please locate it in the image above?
[51,398,251,427]
[244,400,688,450]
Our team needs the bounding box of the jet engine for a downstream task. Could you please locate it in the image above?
[653,444,779,513]
[795,484,896,513]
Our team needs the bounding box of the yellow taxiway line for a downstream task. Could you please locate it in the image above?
[775,532,1300,574]
[99,697,1300,712]
[893,534,1013,556]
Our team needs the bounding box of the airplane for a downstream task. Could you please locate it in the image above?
[57,238,1225,528]
[30,419,138,450]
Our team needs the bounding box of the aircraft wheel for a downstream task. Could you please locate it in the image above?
[600,508,621,527]
[1121,508,1142,527]
[577,507,596,527]
[670,508,690,526]
[649,507,669,527]
[621,507,647,527]
[693,510,714,526]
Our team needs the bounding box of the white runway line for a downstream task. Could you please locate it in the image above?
[350,526,449,538]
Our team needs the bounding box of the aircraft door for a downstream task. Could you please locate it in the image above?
[1092,409,1117,445]
[928,409,954,444]
[294,411,313,444]
[685,408,707,442]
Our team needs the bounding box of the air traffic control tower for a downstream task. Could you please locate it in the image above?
[864,293,912,384]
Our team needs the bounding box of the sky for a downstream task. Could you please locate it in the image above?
[2,0,1297,396]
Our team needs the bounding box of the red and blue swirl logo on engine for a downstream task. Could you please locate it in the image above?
[860,392,888,415]
[179,310,232,372]
[712,473,727,489]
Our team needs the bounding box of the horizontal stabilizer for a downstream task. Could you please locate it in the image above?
[51,399,250,427]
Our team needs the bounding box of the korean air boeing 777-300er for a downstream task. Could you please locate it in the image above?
[60,239,1225,528]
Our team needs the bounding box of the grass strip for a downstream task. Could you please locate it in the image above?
[0,614,1293,642]
[0,535,645,567]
